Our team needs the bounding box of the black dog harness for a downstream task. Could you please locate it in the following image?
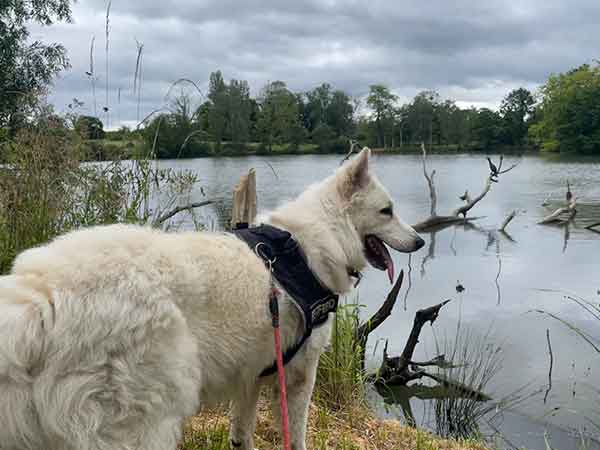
[233,224,339,377]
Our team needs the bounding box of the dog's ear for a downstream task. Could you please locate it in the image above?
[338,147,371,200]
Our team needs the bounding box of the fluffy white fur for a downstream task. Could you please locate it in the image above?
[0,149,423,450]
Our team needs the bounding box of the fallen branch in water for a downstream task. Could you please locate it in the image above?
[412,144,519,232]
[586,222,600,234]
[498,210,518,232]
[538,198,577,224]
[374,299,451,386]
[538,180,577,225]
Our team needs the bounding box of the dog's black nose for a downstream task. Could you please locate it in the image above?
[415,236,425,250]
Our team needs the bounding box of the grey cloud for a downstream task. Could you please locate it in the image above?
[36,0,600,128]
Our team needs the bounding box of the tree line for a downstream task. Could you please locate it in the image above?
[140,74,536,158]
[139,65,600,158]
[1,0,599,156]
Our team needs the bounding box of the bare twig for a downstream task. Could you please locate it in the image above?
[498,160,521,174]
[340,140,361,165]
[153,201,214,226]
[499,210,517,232]
[529,309,600,353]
[262,161,279,180]
[421,142,437,217]
[585,222,600,234]
[544,328,553,404]
[357,271,404,350]
[134,40,144,122]
[452,177,493,218]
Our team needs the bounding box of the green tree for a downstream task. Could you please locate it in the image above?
[327,90,354,137]
[471,108,504,148]
[257,81,304,150]
[529,64,600,154]
[305,83,332,132]
[227,79,252,143]
[207,71,227,149]
[405,91,441,146]
[366,84,397,147]
[0,0,72,134]
[74,115,105,140]
[500,88,534,146]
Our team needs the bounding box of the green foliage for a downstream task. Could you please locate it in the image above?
[0,0,72,133]
[529,64,600,154]
[143,91,212,158]
[470,108,505,149]
[367,84,398,147]
[0,115,199,273]
[500,88,535,146]
[315,301,365,412]
[257,81,305,151]
[74,115,105,139]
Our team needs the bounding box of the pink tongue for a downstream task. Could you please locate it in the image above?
[384,253,395,284]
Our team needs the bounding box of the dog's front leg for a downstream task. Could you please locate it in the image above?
[271,354,319,450]
[229,383,260,450]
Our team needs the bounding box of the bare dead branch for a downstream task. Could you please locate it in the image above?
[498,160,522,174]
[585,222,600,234]
[452,176,493,218]
[421,142,437,217]
[499,210,517,232]
[412,153,514,231]
[398,299,451,367]
[410,354,460,369]
[356,271,404,369]
[412,215,483,233]
[356,270,404,346]
[538,197,577,224]
[340,140,361,165]
[153,200,214,226]
[544,328,553,404]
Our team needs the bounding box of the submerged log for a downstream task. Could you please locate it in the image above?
[375,300,451,385]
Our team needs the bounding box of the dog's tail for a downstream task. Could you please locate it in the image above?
[0,275,53,449]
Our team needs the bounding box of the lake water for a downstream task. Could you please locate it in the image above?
[159,153,600,450]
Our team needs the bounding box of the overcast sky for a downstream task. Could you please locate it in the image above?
[33,0,600,129]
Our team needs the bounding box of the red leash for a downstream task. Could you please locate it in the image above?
[269,288,292,450]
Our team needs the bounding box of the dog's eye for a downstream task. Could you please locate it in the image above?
[380,207,393,216]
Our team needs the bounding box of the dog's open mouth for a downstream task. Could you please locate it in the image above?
[364,234,395,284]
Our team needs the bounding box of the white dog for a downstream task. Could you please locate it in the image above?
[0,148,424,450]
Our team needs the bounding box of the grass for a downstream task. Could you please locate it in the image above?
[180,401,488,450]
[180,300,489,449]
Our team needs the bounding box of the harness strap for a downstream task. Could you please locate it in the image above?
[259,332,311,377]
[233,223,339,378]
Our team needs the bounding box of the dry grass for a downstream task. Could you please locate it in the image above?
[181,398,489,450]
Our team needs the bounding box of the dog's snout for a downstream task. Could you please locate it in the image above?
[414,236,425,250]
